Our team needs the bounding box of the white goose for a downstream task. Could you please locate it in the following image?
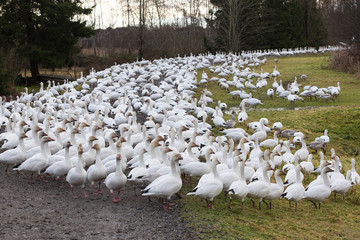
[331,170,353,200]
[179,145,211,187]
[127,149,149,187]
[260,131,279,149]
[66,145,88,198]
[0,132,27,173]
[280,164,305,211]
[304,166,333,209]
[263,169,285,209]
[247,161,272,209]
[14,136,54,182]
[228,158,248,209]
[141,153,183,209]
[282,140,294,164]
[350,158,360,185]
[187,156,223,209]
[87,143,107,195]
[294,134,309,162]
[104,154,127,203]
[284,154,304,186]
[219,154,240,199]
[237,101,248,123]
[320,129,330,146]
[300,154,314,176]
[44,141,73,186]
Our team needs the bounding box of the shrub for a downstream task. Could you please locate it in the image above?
[329,44,360,78]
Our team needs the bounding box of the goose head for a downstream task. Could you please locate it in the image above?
[163,146,173,154]
[78,144,84,154]
[89,136,98,143]
[65,141,72,148]
[56,127,66,134]
[42,136,55,143]
[118,136,126,143]
[20,132,28,140]
[92,143,101,152]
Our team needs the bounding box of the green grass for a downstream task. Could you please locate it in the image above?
[15,84,41,93]
[181,53,360,239]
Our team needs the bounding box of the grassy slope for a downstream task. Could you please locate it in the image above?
[181,53,360,239]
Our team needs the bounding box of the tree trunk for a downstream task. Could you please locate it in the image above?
[30,60,39,81]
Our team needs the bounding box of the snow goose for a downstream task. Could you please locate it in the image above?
[304,166,333,209]
[320,129,330,146]
[294,134,309,162]
[281,164,304,211]
[228,158,248,209]
[87,143,107,195]
[280,129,299,139]
[1,119,27,150]
[127,149,149,189]
[260,131,279,149]
[284,154,304,186]
[141,153,183,209]
[14,136,54,182]
[0,132,27,173]
[282,140,294,164]
[331,170,353,200]
[237,101,248,123]
[219,153,241,199]
[179,144,211,187]
[225,111,236,128]
[247,161,273,209]
[104,154,127,203]
[330,155,345,184]
[142,146,174,184]
[100,132,118,160]
[267,88,274,99]
[79,136,98,167]
[350,158,360,185]
[187,156,223,209]
[263,169,285,209]
[306,138,326,154]
[44,141,73,187]
[66,145,88,198]
[250,118,267,142]
[300,154,314,176]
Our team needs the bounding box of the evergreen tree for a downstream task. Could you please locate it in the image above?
[0,0,94,80]
[209,0,326,52]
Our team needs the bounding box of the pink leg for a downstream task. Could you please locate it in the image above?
[82,186,88,198]
[57,178,64,188]
[71,187,79,199]
[96,181,103,195]
[38,174,48,183]
[5,164,9,174]
[112,192,119,203]
[29,173,35,183]
[92,184,98,195]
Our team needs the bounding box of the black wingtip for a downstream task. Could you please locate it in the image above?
[187,187,198,194]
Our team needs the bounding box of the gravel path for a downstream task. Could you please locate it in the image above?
[0,165,193,240]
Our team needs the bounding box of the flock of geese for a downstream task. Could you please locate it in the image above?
[0,45,358,211]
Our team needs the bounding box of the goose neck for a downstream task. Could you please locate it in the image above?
[138,150,146,168]
[262,166,270,183]
[76,153,84,170]
[321,170,330,187]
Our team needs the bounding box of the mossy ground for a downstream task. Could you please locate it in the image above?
[181,53,360,239]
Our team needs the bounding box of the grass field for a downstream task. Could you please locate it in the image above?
[181,53,360,239]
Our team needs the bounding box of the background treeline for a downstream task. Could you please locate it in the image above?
[0,0,359,96]
[77,0,358,61]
